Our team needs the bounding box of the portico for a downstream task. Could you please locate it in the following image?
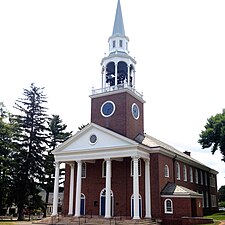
[52,123,152,219]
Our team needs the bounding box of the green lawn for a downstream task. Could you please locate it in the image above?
[0,222,16,225]
[204,211,225,221]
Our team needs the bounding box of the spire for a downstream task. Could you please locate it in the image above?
[112,0,125,36]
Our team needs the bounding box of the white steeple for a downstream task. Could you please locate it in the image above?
[100,0,137,91]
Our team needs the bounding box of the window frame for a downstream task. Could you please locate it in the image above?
[164,199,173,214]
[176,162,181,180]
[164,164,169,178]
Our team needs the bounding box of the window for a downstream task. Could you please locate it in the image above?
[176,162,180,180]
[102,161,106,178]
[190,167,193,183]
[183,165,187,181]
[195,169,199,184]
[164,199,173,214]
[81,162,86,178]
[164,165,169,178]
[204,171,208,186]
[205,191,209,208]
[210,174,216,187]
[131,159,141,176]
[119,40,123,47]
[200,171,203,185]
[113,40,116,48]
[211,195,217,207]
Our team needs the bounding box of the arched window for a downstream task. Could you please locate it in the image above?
[131,159,141,176]
[176,162,180,180]
[164,199,173,214]
[102,161,106,178]
[183,165,187,181]
[190,167,193,183]
[164,165,169,178]
[81,162,86,178]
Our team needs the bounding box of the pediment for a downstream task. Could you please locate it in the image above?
[52,123,138,155]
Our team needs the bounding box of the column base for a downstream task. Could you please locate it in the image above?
[67,213,73,216]
[133,217,140,220]
[105,216,112,219]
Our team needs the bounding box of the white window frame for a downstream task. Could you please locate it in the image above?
[81,162,86,178]
[131,159,141,177]
[183,165,187,181]
[176,162,180,180]
[200,171,203,185]
[195,169,199,184]
[164,164,169,178]
[190,167,193,183]
[164,199,173,214]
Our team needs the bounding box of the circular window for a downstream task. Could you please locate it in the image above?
[101,101,115,117]
[90,134,97,144]
[131,103,140,120]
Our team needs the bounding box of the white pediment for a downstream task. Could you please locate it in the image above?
[53,123,138,155]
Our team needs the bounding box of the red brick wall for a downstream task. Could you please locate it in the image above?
[91,92,144,139]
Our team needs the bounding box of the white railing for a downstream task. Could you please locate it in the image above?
[91,83,143,99]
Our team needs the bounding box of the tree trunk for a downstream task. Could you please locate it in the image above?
[17,204,25,221]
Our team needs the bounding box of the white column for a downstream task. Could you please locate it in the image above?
[68,162,75,215]
[145,159,151,218]
[115,62,118,86]
[52,162,60,216]
[102,66,106,89]
[133,70,136,88]
[133,157,140,220]
[105,158,112,218]
[127,65,130,86]
[74,161,82,217]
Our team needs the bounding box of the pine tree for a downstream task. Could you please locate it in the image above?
[0,103,15,214]
[42,115,72,217]
[12,83,48,220]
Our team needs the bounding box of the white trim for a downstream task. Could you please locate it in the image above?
[161,195,203,199]
[100,101,116,117]
[164,199,173,214]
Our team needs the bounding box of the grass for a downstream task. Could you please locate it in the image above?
[204,211,225,221]
[0,222,16,225]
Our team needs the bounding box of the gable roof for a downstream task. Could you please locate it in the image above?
[135,133,218,174]
[161,182,202,198]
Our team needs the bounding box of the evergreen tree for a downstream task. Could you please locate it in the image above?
[42,115,72,217]
[0,103,15,214]
[12,83,48,220]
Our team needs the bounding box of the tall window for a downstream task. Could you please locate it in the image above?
[176,162,180,180]
[183,165,187,181]
[164,164,169,178]
[205,191,209,208]
[204,171,208,186]
[195,169,199,184]
[164,199,173,214]
[210,174,216,187]
[102,160,106,178]
[119,40,123,47]
[200,171,203,185]
[81,162,86,178]
[113,40,116,48]
[131,159,141,176]
[190,167,193,183]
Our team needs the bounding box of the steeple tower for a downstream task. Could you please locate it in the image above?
[100,0,137,90]
[90,0,145,139]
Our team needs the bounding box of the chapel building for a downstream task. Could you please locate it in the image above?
[52,1,218,223]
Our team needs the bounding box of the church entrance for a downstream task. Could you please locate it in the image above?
[80,193,85,215]
[99,188,114,216]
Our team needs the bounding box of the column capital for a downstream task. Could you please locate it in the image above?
[76,160,82,164]
[55,161,60,167]
[132,155,140,161]
[144,158,150,163]
[104,158,111,162]
[68,162,75,167]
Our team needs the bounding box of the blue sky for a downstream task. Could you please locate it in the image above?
[0,0,225,188]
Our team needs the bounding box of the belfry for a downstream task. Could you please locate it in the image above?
[52,1,218,224]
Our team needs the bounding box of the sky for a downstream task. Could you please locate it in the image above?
[0,0,225,188]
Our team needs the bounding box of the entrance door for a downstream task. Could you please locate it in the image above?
[131,194,142,218]
[80,193,85,216]
[100,188,114,216]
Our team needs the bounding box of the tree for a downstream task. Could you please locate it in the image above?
[219,185,225,202]
[198,110,225,161]
[41,115,72,217]
[12,83,48,220]
[0,103,15,214]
